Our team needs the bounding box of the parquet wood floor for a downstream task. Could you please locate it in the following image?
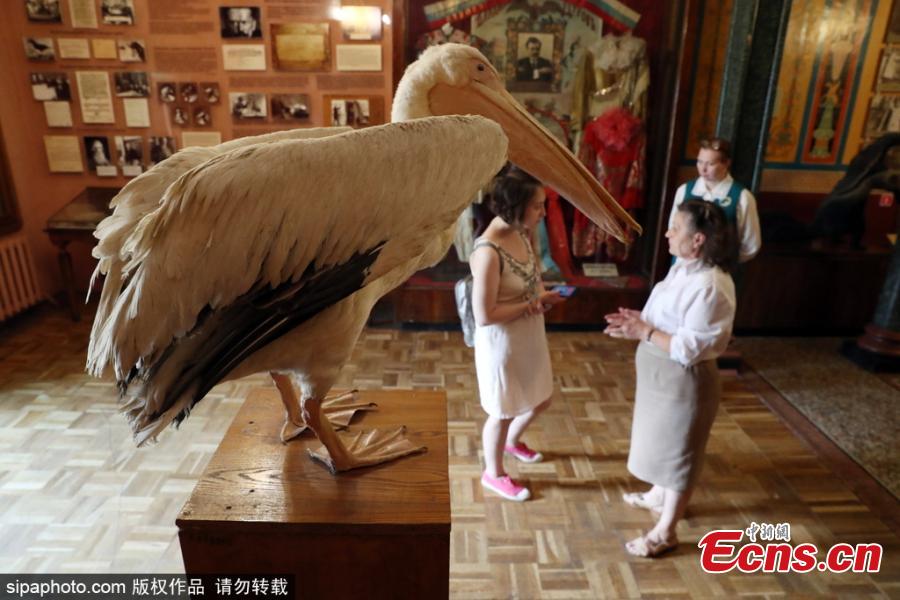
[1,306,898,598]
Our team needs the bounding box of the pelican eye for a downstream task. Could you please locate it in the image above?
[477,63,486,71]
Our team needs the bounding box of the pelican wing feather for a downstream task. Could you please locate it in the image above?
[89,127,352,350]
[87,116,508,393]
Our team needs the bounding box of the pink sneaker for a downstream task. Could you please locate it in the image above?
[505,442,543,463]
[481,472,530,501]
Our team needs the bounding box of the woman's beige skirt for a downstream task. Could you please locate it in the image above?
[627,341,720,492]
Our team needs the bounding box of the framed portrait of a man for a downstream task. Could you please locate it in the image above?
[505,24,563,93]
[220,6,262,38]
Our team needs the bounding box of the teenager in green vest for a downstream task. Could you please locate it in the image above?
[668,138,761,264]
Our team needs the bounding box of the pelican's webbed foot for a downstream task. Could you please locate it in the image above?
[308,426,427,474]
[271,372,377,443]
[280,389,377,442]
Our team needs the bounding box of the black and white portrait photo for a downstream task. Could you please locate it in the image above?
[158,82,176,103]
[30,72,70,101]
[179,83,198,104]
[865,94,900,140]
[220,6,262,38]
[84,136,112,171]
[173,106,189,126]
[230,92,267,119]
[330,99,369,127]
[24,37,55,61]
[114,72,150,97]
[272,94,310,121]
[201,82,220,104]
[101,0,135,25]
[115,135,143,167]
[515,34,554,84]
[25,0,61,22]
[149,136,176,165]
[193,107,211,126]
[117,39,146,62]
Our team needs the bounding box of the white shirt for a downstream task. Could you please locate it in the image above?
[669,174,762,262]
[641,258,736,367]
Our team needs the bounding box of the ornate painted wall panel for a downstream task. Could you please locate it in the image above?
[765,0,827,163]
[682,0,733,161]
[764,0,877,169]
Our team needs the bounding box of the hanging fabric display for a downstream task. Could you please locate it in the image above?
[573,106,644,259]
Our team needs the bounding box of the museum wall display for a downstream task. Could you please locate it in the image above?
[3,0,395,295]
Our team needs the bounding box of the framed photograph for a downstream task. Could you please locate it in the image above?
[201,82,220,103]
[158,82,176,103]
[877,48,900,92]
[84,136,112,170]
[117,39,146,62]
[30,72,71,101]
[340,6,383,41]
[220,6,262,38]
[115,135,143,167]
[230,92,267,119]
[324,95,383,128]
[271,22,331,71]
[24,37,54,61]
[149,136,176,165]
[101,0,135,25]
[864,94,900,140]
[114,72,150,97]
[25,0,61,22]
[173,106,190,126]
[179,82,198,103]
[271,94,310,121]
[193,107,211,126]
[505,26,564,93]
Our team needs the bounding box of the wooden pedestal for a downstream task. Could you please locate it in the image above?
[176,388,450,600]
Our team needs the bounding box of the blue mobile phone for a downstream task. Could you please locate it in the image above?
[552,285,576,298]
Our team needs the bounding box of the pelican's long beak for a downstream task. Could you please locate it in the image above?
[429,82,641,241]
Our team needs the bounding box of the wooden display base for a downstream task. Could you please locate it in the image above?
[176,388,450,599]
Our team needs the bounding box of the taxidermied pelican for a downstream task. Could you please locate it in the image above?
[87,44,640,472]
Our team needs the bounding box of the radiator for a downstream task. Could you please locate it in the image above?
[0,233,44,321]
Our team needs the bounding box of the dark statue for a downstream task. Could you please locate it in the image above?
[812,133,900,247]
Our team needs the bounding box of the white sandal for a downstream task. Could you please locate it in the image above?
[625,533,678,558]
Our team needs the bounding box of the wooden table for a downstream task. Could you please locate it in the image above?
[177,388,450,600]
[45,187,117,321]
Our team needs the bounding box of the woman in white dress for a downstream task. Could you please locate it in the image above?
[605,200,737,557]
[470,166,565,502]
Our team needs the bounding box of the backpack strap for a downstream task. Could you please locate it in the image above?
[473,239,503,274]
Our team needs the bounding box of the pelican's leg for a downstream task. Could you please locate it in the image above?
[270,373,379,443]
[271,372,307,442]
[302,394,427,474]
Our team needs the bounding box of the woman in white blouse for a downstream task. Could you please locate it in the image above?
[604,199,737,558]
